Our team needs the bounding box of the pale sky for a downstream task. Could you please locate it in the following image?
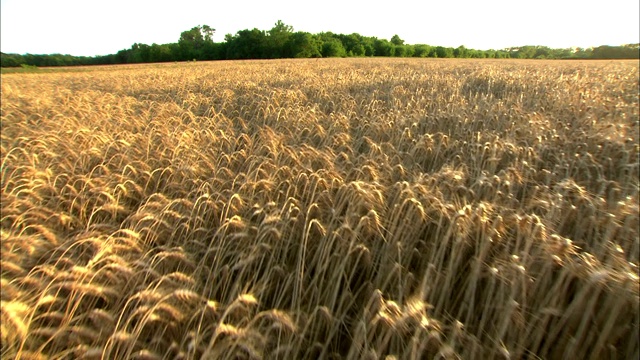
[1,0,638,56]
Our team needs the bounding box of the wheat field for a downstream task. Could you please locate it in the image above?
[1,58,638,359]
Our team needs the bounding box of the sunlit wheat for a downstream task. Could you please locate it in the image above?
[1,58,638,359]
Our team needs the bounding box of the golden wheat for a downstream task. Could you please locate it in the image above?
[1,58,638,359]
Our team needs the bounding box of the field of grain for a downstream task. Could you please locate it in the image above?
[1,58,638,359]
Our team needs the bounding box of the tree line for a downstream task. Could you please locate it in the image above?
[2,21,638,67]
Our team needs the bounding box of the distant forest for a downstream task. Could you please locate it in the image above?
[2,21,639,67]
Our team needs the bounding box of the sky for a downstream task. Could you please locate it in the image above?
[1,0,638,56]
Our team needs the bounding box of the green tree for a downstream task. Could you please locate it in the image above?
[413,44,432,57]
[225,29,267,59]
[201,41,225,60]
[534,46,551,59]
[570,47,591,58]
[390,34,404,46]
[591,45,639,59]
[133,43,151,62]
[322,38,347,57]
[201,25,215,41]
[435,46,454,58]
[514,46,536,58]
[394,44,413,57]
[339,33,366,56]
[374,39,393,56]
[267,20,293,58]
[0,53,24,67]
[286,32,322,58]
[361,37,376,56]
[454,45,468,58]
[149,43,174,62]
[179,25,216,60]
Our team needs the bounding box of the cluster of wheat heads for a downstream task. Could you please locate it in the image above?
[1,58,638,359]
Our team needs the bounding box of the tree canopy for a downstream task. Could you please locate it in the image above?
[2,21,638,67]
